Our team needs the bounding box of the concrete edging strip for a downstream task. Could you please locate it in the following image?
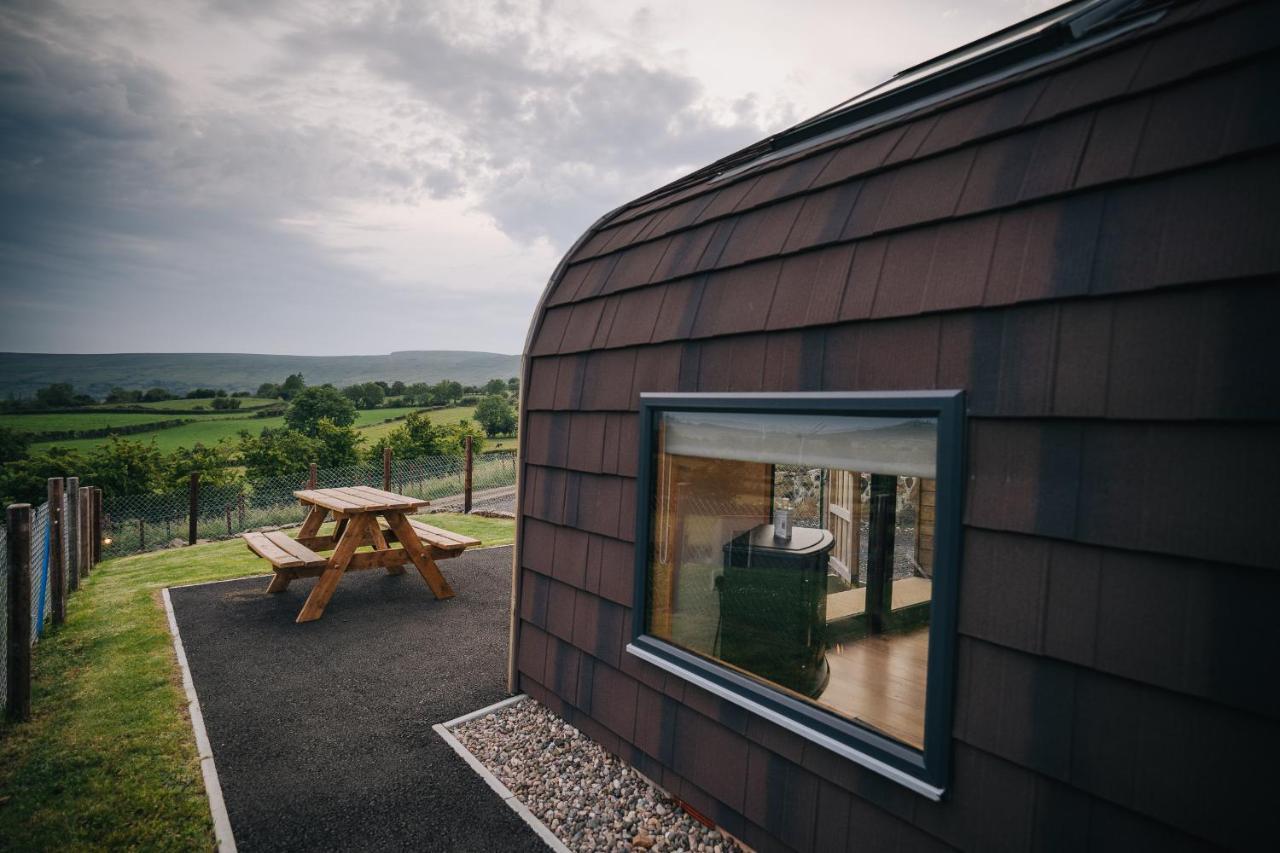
[162,587,237,853]
[434,694,570,853]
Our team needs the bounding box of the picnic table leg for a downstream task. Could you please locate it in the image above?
[383,511,454,600]
[298,505,328,538]
[266,569,293,594]
[367,522,406,575]
[297,514,368,623]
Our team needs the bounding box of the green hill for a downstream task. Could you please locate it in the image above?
[0,351,520,399]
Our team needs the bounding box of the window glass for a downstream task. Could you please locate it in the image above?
[645,410,938,749]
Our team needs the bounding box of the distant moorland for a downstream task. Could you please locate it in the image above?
[0,350,520,399]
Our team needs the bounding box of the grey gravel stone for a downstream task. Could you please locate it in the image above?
[454,700,742,852]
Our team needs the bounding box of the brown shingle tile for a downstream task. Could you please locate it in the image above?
[597,535,634,606]
[916,78,1046,158]
[557,298,607,353]
[715,197,805,269]
[696,336,766,392]
[955,129,1037,216]
[781,180,862,253]
[1104,289,1201,419]
[937,310,1003,412]
[600,238,671,296]
[693,176,761,224]
[530,306,572,355]
[812,124,908,187]
[957,530,1048,654]
[575,473,622,538]
[852,316,940,391]
[1051,298,1112,417]
[1013,193,1105,303]
[690,261,781,338]
[869,228,937,319]
[765,245,846,330]
[591,296,621,349]
[552,354,586,410]
[1195,281,1280,420]
[631,342,683,400]
[589,661,639,742]
[921,215,998,312]
[1075,97,1151,187]
[565,410,607,474]
[882,114,939,166]
[606,286,665,348]
[840,172,895,240]
[762,328,826,392]
[837,237,888,321]
[995,302,1058,416]
[545,577,577,642]
[1156,153,1280,287]
[1028,41,1147,122]
[580,348,636,411]
[552,523,590,588]
[1133,73,1231,178]
[692,218,740,273]
[650,224,717,283]
[520,516,557,576]
[1018,111,1093,200]
[519,568,550,629]
[544,635,582,705]
[648,276,706,343]
[526,356,560,410]
[736,150,835,210]
[517,622,549,683]
[874,147,975,231]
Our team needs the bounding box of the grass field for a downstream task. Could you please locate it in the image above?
[27,406,471,454]
[0,412,195,434]
[355,405,477,442]
[90,397,280,412]
[0,513,514,850]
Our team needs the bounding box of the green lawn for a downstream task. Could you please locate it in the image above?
[0,513,514,850]
[0,412,192,434]
[356,405,477,442]
[30,406,444,454]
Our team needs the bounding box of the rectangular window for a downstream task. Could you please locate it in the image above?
[628,392,964,798]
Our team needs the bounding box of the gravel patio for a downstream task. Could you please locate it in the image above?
[167,544,545,852]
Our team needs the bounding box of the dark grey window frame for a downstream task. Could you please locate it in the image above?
[626,390,965,799]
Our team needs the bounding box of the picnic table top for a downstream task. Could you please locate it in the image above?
[293,486,429,514]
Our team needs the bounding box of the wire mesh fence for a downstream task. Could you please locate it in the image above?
[99,451,518,560]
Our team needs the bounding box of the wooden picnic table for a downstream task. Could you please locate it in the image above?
[241,486,480,623]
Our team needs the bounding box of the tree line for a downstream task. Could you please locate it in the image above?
[0,374,520,505]
[1,374,519,412]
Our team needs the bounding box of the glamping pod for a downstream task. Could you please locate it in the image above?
[510,0,1280,849]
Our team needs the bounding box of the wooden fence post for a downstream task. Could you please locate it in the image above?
[308,463,318,490]
[65,476,79,592]
[188,473,199,546]
[463,435,473,514]
[92,487,103,566]
[383,447,392,493]
[47,479,65,626]
[79,487,92,578]
[6,503,32,722]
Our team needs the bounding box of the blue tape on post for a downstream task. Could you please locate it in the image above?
[36,517,51,637]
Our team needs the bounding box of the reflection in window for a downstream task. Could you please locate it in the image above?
[645,411,938,750]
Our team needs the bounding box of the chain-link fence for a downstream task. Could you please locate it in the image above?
[99,451,518,560]
[1,500,57,714]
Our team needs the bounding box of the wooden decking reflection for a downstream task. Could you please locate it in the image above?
[819,626,929,749]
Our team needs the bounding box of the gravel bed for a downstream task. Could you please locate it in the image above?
[453,699,741,852]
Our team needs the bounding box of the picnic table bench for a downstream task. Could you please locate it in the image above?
[242,486,480,623]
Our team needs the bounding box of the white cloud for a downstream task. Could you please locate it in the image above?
[0,0,1058,355]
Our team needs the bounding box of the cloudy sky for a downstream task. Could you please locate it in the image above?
[0,0,1055,356]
